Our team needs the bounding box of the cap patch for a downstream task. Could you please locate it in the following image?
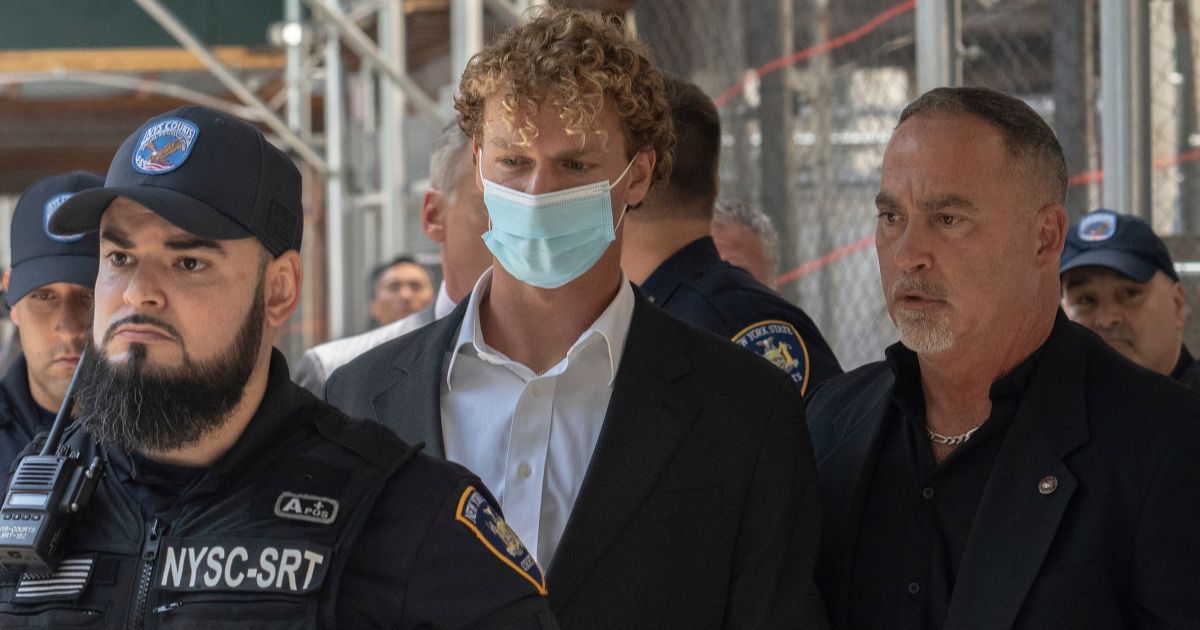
[132,118,200,175]
[455,486,547,595]
[733,320,812,394]
[1078,211,1117,242]
[43,192,85,242]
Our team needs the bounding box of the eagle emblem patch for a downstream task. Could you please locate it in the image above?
[455,486,547,595]
[733,320,812,394]
[1079,211,1117,242]
[43,192,85,242]
[132,118,199,174]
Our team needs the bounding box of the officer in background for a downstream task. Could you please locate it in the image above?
[621,76,842,395]
[0,171,101,489]
[1060,209,1200,388]
[0,106,554,629]
[711,197,780,288]
[367,255,435,327]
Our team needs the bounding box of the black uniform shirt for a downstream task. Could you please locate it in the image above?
[104,350,555,629]
[847,341,1045,630]
[0,355,57,489]
[1170,345,1200,391]
[640,236,842,395]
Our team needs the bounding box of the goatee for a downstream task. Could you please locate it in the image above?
[74,287,264,454]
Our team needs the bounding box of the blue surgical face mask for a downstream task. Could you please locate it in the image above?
[478,150,636,289]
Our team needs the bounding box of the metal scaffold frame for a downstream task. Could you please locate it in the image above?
[112,0,545,343]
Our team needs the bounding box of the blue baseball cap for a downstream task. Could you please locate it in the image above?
[6,171,104,308]
[48,106,303,257]
[1061,210,1178,283]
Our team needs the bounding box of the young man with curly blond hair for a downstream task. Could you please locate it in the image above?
[328,8,829,629]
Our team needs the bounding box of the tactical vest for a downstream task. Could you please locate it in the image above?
[0,404,413,629]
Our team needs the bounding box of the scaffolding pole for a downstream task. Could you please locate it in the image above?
[304,0,442,125]
[1100,0,1152,217]
[325,30,348,340]
[380,0,408,262]
[915,0,960,92]
[132,0,327,172]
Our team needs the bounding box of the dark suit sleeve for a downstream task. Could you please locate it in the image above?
[1131,411,1200,627]
[724,377,830,630]
[338,469,558,629]
[325,358,378,421]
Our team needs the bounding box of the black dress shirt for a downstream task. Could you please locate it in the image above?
[847,342,1045,630]
[1170,345,1200,391]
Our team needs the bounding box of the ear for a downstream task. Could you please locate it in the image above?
[422,189,447,243]
[1171,280,1189,330]
[1034,203,1068,268]
[4,270,18,327]
[264,250,302,329]
[622,148,657,209]
[472,142,484,193]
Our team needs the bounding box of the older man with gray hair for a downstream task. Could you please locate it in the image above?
[711,198,781,288]
[807,86,1200,629]
[294,122,491,395]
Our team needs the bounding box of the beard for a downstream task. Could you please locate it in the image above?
[889,275,955,354]
[74,285,264,454]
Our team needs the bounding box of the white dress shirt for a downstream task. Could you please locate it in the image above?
[442,269,634,567]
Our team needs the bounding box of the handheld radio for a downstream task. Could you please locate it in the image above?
[0,352,104,576]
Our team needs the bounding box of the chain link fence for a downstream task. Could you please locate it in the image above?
[636,0,1200,369]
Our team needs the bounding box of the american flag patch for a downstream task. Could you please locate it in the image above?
[15,555,95,602]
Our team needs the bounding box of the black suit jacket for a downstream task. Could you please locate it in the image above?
[327,289,829,629]
[806,314,1200,630]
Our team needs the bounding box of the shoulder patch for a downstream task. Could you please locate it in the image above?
[132,118,199,174]
[454,486,547,595]
[732,319,812,394]
[15,554,95,602]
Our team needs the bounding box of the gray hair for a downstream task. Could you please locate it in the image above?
[898,86,1068,205]
[713,198,780,279]
[429,121,474,203]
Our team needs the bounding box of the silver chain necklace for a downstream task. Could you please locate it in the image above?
[926,424,982,446]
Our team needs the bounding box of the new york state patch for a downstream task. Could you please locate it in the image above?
[455,486,547,595]
[732,320,812,394]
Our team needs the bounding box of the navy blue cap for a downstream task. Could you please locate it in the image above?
[1061,210,1178,283]
[48,106,303,257]
[7,171,104,308]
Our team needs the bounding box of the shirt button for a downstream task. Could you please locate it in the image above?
[922,487,935,500]
[517,463,532,478]
[908,582,921,595]
[529,382,541,397]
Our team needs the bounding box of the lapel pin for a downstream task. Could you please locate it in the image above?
[1038,476,1058,495]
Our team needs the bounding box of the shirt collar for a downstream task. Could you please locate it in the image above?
[885,329,1050,409]
[434,280,456,319]
[446,267,635,389]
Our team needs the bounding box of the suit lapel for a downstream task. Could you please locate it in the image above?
[370,301,468,458]
[944,316,1091,630]
[546,293,699,609]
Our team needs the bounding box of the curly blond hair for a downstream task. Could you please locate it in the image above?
[454,8,674,187]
